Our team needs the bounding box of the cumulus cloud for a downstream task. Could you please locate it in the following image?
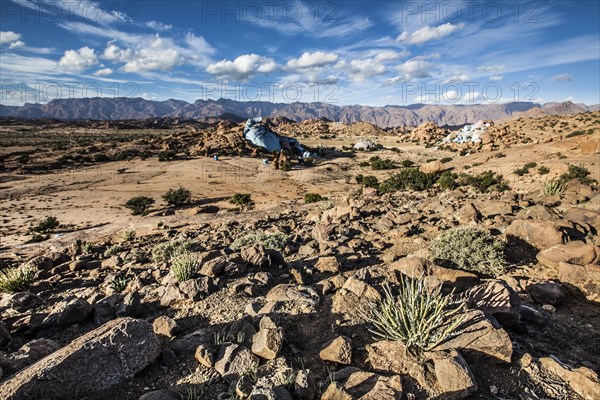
[0,31,22,45]
[286,51,338,69]
[146,21,173,31]
[206,54,277,80]
[120,37,182,73]
[490,75,504,81]
[58,47,98,72]
[397,23,464,45]
[93,67,113,76]
[477,65,505,73]
[385,59,433,84]
[552,74,573,81]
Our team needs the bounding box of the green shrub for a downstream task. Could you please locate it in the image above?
[120,228,136,242]
[566,130,586,138]
[27,233,48,243]
[494,152,506,158]
[437,171,456,190]
[370,156,396,170]
[430,226,506,276]
[542,179,566,197]
[402,159,415,168]
[457,170,510,193]
[30,216,59,233]
[124,196,155,215]
[93,153,110,162]
[514,167,528,176]
[104,244,123,257]
[538,166,550,175]
[364,277,467,352]
[110,277,128,293]
[524,162,537,169]
[0,265,37,293]
[304,193,327,203]
[379,169,437,193]
[231,232,288,251]
[171,253,199,282]
[162,186,192,207]
[230,193,253,208]
[558,164,596,185]
[158,150,176,162]
[151,239,199,264]
[440,157,453,164]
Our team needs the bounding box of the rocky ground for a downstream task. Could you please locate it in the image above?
[0,113,599,400]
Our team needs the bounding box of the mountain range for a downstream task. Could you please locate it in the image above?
[1,98,596,128]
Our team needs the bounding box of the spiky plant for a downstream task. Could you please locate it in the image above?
[542,179,566,197]
[365,276,467,352]
[171,253,199,282]
[0,265,37,293]
[110,277,129,293]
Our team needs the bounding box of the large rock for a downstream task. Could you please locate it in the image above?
[558,262,600,302]
[436,310,513,363]
[536,241,600,269]
[319,336,352,365]
[42,296,92,327]
[241,245,285,268]
[419,160,445,174]
[7,339,60,373]
[321,367,403,400]
[505,219,569,250]
[465,280,521,327]
[538,357,600,400]
[428,349,478,399]
[526,281,566,306]
[214,343,259,381]
[0,318,160,400]
[251,316,283,360]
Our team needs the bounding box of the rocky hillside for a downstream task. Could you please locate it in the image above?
[1,98,596,128]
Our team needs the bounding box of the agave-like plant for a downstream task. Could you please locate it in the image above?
[170,252,199,282]
[365,275,467,352]
[0,265,37,293]
[542,179,566,197]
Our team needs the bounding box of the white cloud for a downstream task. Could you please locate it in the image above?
[490,75,504,81]
[385,59,433,84]
[339,58,387,82]
[0,31,22,45]
[8,40,25,49]
[146,21,173,31]
[286,51,338,69]
[93,67,113,76]
[445,74,470,83]
[58,47,98,72]
[206,54,277,80]
[120,37,182,73]
[397,23,464,45]
[551,73,573,82]
[477,65,506,73]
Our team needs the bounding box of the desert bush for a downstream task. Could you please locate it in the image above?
[162,186,192,207]
[230,193,253,208]
[538,166,550,175]
[151,239,199,264]
[304,193,327,203]
[0,265,37,293]
[121,228,136,242]
[440,157,453,164]
[494,152,506,158]
[437,171,457,190]
[514,167,528,176]
[171,253,199,282]
[524,162,537,169]
[379,169,437,193]
[365,277,467,352]
[457,170,510,193]
[124,196,155,215]
[104,244,123,257]
[369,156,396,170]
[402,159,415,168]
[558,164,596,185]
[93,153,110,162]
[158,150,176,162]
[231,232,288,251]
[542,179,566,197]
[30,216,59,233]
[430,226,506,276]
[566,130,586,138]
[80,242,93,254]
[110,277,128,293]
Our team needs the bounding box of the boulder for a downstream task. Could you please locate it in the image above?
[322,367,403,400]
[241,245,285,268]
[315,256,340,273]
[0,292,42,312]
[436,310,513,363]
[0,318,160,400]
[419,160,445,174]
[558,262,600,302]
[526,281,566,306]
[428,349,478,399]
[152,316,179,338]
[538,357,600,400]
[319,336,352,365]
[7,339,60,373]
[505,219,569,250]
[251,316,283,360]
[42,296,92,327]
[465,280,521,327]
[214,343,259,381]
[138,390,180,400]
[536,241,600,269]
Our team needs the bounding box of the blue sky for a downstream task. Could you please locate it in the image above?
[1,0,599,106]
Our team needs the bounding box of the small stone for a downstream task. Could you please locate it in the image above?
[251,316,283,360]
[194,345,214,368]
[314,256,340,273]
[152,316,179,338]
[319,336,352,365]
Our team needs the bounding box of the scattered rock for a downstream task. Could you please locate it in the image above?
[251,316,283,360]
[315,256,340,273]
[152,316,179,338]
[505,219,569,250]
[465,280,521,327]
[214,343,259,381]
[0,318,160,400]
[319,336,352,365]
[536,241,600,269]
[194,344,214,368]
[526,281,566,306]
[42,296,92,327]
[322,367,403,400]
